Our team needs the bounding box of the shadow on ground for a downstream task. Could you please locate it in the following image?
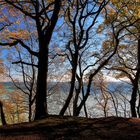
[0,116,140,140]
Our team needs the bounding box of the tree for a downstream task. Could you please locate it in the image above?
[58,0,110,116]
[105,0,140,117]
[69,0,135,117]
[8,52,36,122]
[0,100,7,125]
[5,24,38,122]
[0,0,62,120]
[58,0,135,116]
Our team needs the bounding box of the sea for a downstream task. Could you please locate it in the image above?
[0,81,133,118]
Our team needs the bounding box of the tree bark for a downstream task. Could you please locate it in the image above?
[34,43,48,119]
[130,38,140,117]
[59,52,78,116]
[0,101,7,126]
[73,76,82,116]
[137,95,140,118]
[34,0,61,120]
[59,66,77,116]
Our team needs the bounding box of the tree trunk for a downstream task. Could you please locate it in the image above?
[0,101,7,126]
[73,77,82,116]
[34,0,61,120]
[29,104,32,122]
[73,79,88,117]
[34,45,48,120]
[29,95,32,122]
[130,38,140,117]
[59,67,77,116]
[74,77,92,116]
[130,82,138,117]
[137,89,140,118]
[60,52,78,116]
[137,93,140,118]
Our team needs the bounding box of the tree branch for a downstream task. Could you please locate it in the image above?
[12,60,38,68]
[10,38,39,57]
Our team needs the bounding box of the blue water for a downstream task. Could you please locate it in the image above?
[0,81,132,94]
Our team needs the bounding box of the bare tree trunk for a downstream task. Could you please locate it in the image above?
[59,61,78,116]
[137,93,140,118]
[34,0,61,120]
[82,83,88,118]
[29,94,32,122]
[130,38,140,117]
[73,75,82,116]
[35,43,48,120]
[0,101,7,126]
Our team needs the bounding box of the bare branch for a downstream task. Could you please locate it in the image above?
[12,60,38,68]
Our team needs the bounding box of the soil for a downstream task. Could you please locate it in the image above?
[0,116,140,140]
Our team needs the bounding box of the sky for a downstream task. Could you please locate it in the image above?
[0,1,131,84]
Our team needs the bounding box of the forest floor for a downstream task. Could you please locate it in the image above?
[0,115,140,140]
